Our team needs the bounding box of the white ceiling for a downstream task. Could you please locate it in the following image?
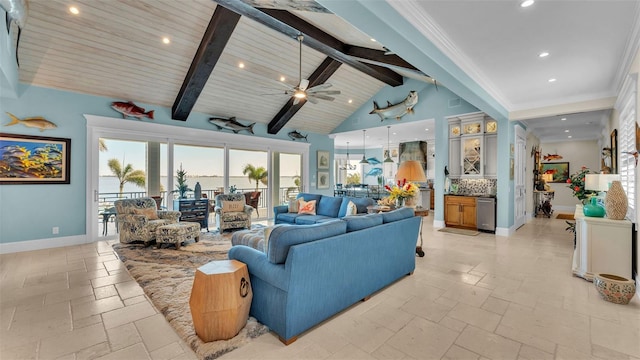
[10,0,640,147]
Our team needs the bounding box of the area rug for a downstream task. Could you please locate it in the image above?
[112,225,269,360]
[438,227,480,236]
[556,213,575,220]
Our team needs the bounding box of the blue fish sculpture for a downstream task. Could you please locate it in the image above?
[366,157,381,165]
[365,167,383,177]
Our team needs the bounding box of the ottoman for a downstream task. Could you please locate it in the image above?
[231,227,266,252]
[156,222,201,249]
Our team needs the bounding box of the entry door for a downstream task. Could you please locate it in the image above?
[514,126,527,229]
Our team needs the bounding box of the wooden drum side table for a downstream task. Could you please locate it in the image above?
[414,207,430,257]
[189,260,252,342]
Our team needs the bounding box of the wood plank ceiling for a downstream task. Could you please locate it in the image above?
[16,0,426,135]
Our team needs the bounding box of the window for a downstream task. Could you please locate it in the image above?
[616,74,637,221]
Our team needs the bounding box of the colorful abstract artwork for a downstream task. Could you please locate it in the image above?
[0,133,71,184]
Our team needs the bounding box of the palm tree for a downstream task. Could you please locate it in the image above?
[107,158,146,197]
[242,164,268,191]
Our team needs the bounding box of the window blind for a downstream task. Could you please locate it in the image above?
[616,74,637,221]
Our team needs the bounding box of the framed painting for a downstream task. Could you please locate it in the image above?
[610,129,618,174]
[317,150,329,170]
[0,133,71,184]
[317,171,330,189]
[540,162,569,183]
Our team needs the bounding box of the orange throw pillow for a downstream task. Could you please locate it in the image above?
[297,199,316,215]
[133,207,159,220]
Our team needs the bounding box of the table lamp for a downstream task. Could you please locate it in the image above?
[542,173,553,183]
[584,174,620,217]
[395,160,426,208]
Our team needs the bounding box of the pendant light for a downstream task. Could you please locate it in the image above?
[340,142,355,170]
[359,130,369,164]
[384,125,394,163]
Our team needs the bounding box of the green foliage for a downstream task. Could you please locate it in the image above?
[242,164,268,191]
[346,173,360,185]
[107,158,145,197]
[175,164,191,198]
[566,166,596,200]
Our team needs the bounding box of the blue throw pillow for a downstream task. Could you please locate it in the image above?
[342,213,383,232]
[316,196,343,217]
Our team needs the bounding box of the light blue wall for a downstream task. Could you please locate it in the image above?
[0,85,333,243]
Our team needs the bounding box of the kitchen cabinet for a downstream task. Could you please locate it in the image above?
[444,195,477,229]
[572,205,632,281]
[448,137,461,178]
[462,135,483,177]
[484,134,497,178]
[447,112,497,179]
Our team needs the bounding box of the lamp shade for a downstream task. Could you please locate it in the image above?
[541,173,553,183]
[395,160,426,182]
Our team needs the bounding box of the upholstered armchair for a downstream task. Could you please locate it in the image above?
[215,193,253,232]
[114,197,181,245]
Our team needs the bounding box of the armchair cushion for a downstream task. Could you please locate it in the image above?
[133,207,159,220]
[222,200,245,212]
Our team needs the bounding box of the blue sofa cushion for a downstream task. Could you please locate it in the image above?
[296,193,323,203]
[338,197,374,217]
[268,220,347,264]
[275,212,301,224]
[382,207,415,223]
[294,215,335,225]
[342,213,383,232]
[316,196,342,217]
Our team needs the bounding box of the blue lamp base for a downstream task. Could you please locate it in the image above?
[583,197,605,217]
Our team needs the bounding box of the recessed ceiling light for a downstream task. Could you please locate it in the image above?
[425,128,429,131]
[548,78,557,83]
[568,135,572,138]
[280,76,285,82]
[520,0,534,8]
[564,130,570,133]
[69,6,79,15]
[561,117,567,121]
[238,62,245,68]
[392,132,397,135]
[370,38,376,42]
[162,37,170,44]
[539,51,549,58]
[348,99,353,104]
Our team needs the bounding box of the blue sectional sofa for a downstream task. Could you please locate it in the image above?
[228,207,420,344]
[273,192,375,225]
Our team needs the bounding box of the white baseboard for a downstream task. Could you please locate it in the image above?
[0,235,89,254]
[433,220,445,228]
[495,226,512,237]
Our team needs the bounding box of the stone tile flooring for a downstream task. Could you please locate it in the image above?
[1,216,639,359]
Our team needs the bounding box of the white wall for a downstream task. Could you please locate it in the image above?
[541,140,600,212]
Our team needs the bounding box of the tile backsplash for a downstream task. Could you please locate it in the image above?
[451,178,497,195]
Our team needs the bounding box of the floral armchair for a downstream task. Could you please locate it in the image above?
[215,193,253,232]
[114,197,181,245]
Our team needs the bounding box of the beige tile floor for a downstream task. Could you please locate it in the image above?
[2,215,639,360]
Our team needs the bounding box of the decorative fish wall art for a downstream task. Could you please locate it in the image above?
[369,91,418,121]
[288,130,308,142]
[543,153,563,161]
[5,112,57,131]
[111,101,154,120]
[208,117,255,134]
[365,167,383,177]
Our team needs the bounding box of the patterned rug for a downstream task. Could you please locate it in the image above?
[438,227,480,236]
[112,225,268,360]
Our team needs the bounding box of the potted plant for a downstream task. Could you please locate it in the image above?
[175,164,191,199]
[242,164,268,191]
[566,166,596,204]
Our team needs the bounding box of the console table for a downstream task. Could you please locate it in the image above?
[572,205,632,281]
[173,199,209,231]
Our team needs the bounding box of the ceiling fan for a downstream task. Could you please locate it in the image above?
[276,34,341,105]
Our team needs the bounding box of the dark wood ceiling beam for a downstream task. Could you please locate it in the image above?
[171,6,241,121]
[345,45,420,71]
[213,0,402,87]
[268,57,342,134]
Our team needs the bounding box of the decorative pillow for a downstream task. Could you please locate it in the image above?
[222,200,245,212]
[133,207,158,220]
[288,198,300,213]
[298,199,317,215]
[346,200,358,216]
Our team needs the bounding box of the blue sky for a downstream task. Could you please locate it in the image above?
[99,139,301,177]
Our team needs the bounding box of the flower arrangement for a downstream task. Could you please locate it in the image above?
[566,166,595,200]
[384,178,419,202]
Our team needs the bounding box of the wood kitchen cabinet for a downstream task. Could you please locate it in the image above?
[444,195,477,229]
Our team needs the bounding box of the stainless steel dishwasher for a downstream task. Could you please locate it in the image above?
[476,197,496,232]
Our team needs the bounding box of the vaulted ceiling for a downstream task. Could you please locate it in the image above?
[10,0,640,146]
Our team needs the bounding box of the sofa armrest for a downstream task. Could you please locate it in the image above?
[158,210,181,221]
[228,246,289,291]
[243,205,254,214]
[274,205,288,215]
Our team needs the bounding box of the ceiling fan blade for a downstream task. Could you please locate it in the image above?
[293,97,301,106]
[306,96,319,104]
[306,83,333,92]
[309,94,335,101]
[299,79,309,91]
[308,90,341,95]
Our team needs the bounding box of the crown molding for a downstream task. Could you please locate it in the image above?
[613,2,640,96]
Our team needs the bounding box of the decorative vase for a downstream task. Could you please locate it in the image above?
[583,196,605,217]
[396,198,404,208]
[194,182,202,199]
[605,180,627,220]
[404,195,417,209]
[593,273,636,305]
